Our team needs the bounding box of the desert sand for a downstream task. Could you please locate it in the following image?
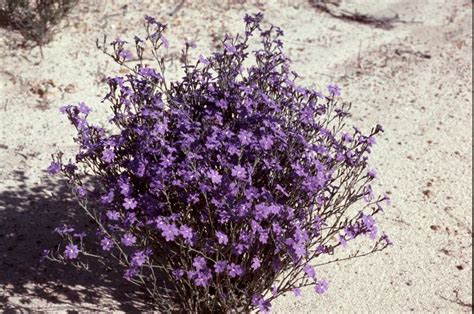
[0,0,472,312]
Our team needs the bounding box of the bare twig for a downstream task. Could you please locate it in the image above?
[169,0,186,17]
[309,0,404,30]
[438,289,473,309]
[443,206,472,235]
[394,48,431,59]
[15,152,28,160]
[357,40,362,68]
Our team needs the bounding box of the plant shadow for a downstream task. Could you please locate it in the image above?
[0,170,150,311]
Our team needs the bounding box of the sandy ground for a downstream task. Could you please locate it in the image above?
[0,0,472,312]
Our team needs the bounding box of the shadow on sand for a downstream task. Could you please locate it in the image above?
[0,170,149,312]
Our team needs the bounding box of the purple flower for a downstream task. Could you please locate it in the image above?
[216,231,228,245]
[272,257,282,272]
[300,106,314,124]
[172,268,184,280]
[101,237,113,251]
[272,223,282,235]
[134,161,146,177]
[198,54,209,65]
[161,223,179,242]
[259,136,273,150]
[208,169,222,184]
[63,162,77,175]
[362,214,375,229]
[125,212,137,225]
[251,256,261,270]
[119,179,131,196]
[123,198,137,210]
[315,279,329,294]
[101,191,114,204]
[238,130,253,145]
[227,263,244,278]
[339,235,348,248]
[64,243,79,259]
[292,242,306,258]
[194,269,212,287]
[276,184,289,197]
[314,216,325,234]
[179,225,193,243]
[367,136,376,146]
[111,37,127,45]
[252,294,271,313]
[47,161,61,175]
[124,267,138,280]
[231,165,247,180]
[258,231,269,244]
[59,104,69,114]
[121,233,137,246]
[185,40,197,49]
[102,148,115,163]
[224,42,236,53]
[364,185,374,202]
[193,256,207,271]
[54,225,74,235]
[139,67,162,80]
[370,227,378,240]
[119,49,133,61]
[161,35,169,48]
[327,83,341,96]
[216,99,228,109]
[214,260,227,273]
[303,264,316,279]
[144,15,156,24]
[381,233,393,245]
[77,102,91,114]
[336,152,345,162]
[383,192,392,206]
[293,287,301,297]
[76,118,88,130]
[106,210,120,221]
[73,232,86,239]
[228,144,239,156]
[271,285,278,296]
[160,154,175,168]
[131,250,147,267]
[344,225,358,241]
[76,187,87,198]
[368,169,377,179]
[233,243,248,255]
[40,249,50,263]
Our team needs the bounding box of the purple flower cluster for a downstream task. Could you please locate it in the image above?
[64,243,79,259]
[49,13,390,312]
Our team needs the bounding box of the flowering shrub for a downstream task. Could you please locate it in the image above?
[47,13,391,312]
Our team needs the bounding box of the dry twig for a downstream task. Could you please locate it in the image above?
[309,0,404,30]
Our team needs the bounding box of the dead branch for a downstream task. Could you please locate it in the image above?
[309,0,403,30]
[395,49,432,59]
[169,0,186,17]
[438,289,473,309]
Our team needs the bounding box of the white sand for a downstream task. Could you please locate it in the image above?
[0,0,471,312]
